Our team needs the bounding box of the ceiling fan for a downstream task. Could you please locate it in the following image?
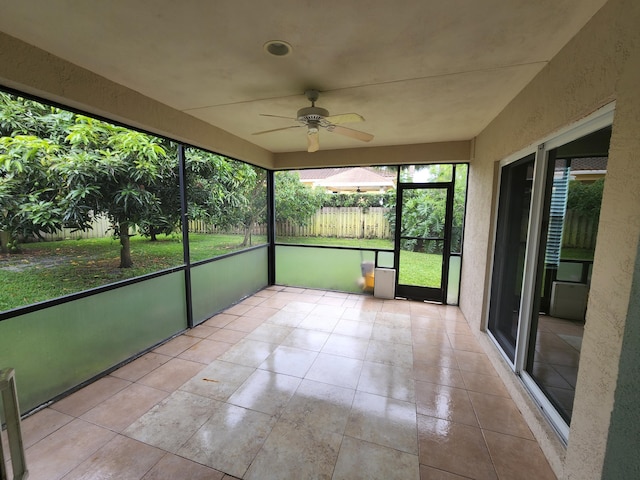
[252,90,374,152]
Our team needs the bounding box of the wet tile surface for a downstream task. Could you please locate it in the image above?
[19,287,556,479]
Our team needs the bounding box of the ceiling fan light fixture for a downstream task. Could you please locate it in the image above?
[264,40,292,56]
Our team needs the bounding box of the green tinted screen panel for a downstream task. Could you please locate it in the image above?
[190,247,269,324]
[0,272,187,413]
[276,245,375,293]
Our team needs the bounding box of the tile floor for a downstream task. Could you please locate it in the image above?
[3,286,557,479]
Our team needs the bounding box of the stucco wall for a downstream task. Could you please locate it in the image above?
[460,0,640,478]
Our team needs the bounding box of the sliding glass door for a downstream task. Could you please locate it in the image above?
[488,154,535,362]
[486,105,613,441]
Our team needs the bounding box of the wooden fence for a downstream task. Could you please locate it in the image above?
[276,207,392,239]
[561,210,598,250]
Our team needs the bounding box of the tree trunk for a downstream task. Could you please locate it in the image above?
[0,230,9,254]
[119,221,133,268]
[241,225,251,247]
[149,226,158,242]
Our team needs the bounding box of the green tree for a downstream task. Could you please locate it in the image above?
[275,171,326,225]
[567,178,604,221]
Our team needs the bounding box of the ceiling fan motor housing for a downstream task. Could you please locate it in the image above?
[297,106,329,124]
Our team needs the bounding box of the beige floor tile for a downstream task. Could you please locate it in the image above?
[207,327,247,344]
[412,328,451,349]
[280,379,355,435]
[460,370,511,397]
[413,364,465,389]
[243,305,280,320]
[453,350,498,376]
[333,436,420,480]
[228,369,301,416]
[345,391,418,455]
[333,318,374,339]
[445,322,472,335]
[51,375,131,417]
[280,328,330,351]
[298,313,340,332]
[280,301,317,314]
[310,303,346,318]
[410,303,444,317]
[305,353,364,389]
[417,415,497,480]
[419,464,469,479]
[447,333,484,353]
[178,338,232,364]
[137,357,205,392]
[224,315,265,333]
[224,303,253,315]
[265,310,308,327]
[413,348,459,369]
[178,403,276,478]
[124,390,221,453]
[153,334,201,357]
[316,295,347,306]
[415,381,478,427]
[365,340,414,368]
[321,333,370,359]
[483,430,557,480]
[381,300,412,315]
[111,352,172,382]
[217,338,278,367]
[204,313,238,328]
[244,420,343,480]
[22,418,115,480]
[184,323,219,339]
[179,360,255,401]
[245,323,294,343]
[142,453,225,480]
[341,307,378,322]
[375,311,412,328]
[358,362,415,403]
[411,315,444,330]
[20,408,74,449]
[372,323,413,345]
[467,391,534,439]
[62,435,165,480]
[258,345,319,377]
[80,383,169,432]
[239,295,266,306]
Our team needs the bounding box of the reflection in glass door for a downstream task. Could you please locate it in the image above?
[487,154,535,362]
[395,185,452,303]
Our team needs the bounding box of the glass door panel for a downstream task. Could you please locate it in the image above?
[488,154,535,363]
[395,186,451,302]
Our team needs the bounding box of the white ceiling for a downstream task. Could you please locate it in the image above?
[0,0,607,153]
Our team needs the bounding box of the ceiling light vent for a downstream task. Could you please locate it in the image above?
[264,40,292,56]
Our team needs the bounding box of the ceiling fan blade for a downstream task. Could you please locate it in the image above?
[252,125,302,135]
[259,113,297,121]
[328,124,374,142]
[325,113,365,124]
[307,131,320,152]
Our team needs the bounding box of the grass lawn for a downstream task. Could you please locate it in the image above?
[560,248,595,261]
[398,251,442,287]
[277,236,394,249]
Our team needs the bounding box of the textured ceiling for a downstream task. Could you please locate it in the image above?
[0,0,607,153]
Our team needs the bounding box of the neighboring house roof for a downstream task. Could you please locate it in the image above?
[570,157,607,182]
[295,167,396,192]
[570,157,608,171]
